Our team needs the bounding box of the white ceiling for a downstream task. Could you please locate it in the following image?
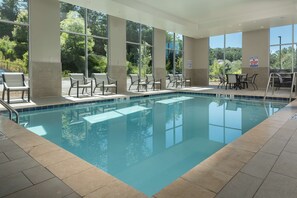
[63,0,297,38]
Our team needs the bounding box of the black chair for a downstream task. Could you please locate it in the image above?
[247,74,258,90]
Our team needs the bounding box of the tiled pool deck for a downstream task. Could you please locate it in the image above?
[1,86,297,197]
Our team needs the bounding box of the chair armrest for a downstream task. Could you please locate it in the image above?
[107,76,117,84]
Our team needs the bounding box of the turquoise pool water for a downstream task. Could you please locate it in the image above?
[19,94,286,196]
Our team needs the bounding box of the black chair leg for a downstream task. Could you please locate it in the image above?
[7,90,10,104]
[68,88,72,96]
[28,88,30,102]
[2,89,5,100]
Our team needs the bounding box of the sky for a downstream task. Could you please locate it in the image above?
[209,24,297,49]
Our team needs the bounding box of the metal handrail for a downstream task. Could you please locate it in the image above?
[0,99,19,123]
[264,73,274,100]
[289,72,297,102]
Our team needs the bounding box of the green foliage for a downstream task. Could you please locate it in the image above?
[60,11,95,73]
[88,54,107,74]
[127,61,138,74]
[270,47,296,71]
[0,35,16,60]
[209,47,242,81]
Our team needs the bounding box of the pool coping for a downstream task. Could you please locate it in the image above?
[1,91,297,197]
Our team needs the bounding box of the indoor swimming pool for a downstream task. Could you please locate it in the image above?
[18,93,287,196]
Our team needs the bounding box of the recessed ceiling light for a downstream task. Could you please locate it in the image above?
[238,24,242,26]
[260,26,264,29]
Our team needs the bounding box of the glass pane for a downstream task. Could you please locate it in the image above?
[209,35,224,83]
[61,32,86,74]
[225,32,242,74]
[280,44,293,72]
[88,38,108,75]
[166,49,174,74]
[126,21,140,43]
[270,44,293,72]
[209,35,224,48]
[141,25,153,46]
[295,24,297,43]
[141,45,152,76]
[270,25,292,45]
[166,32,174,49]
[175,34,183,51]
[60,2,85,21]
[126,43,139,74]
[270,45,279,72]
[60,3,85,34]
[294,43,297,72]
[87,10,107,37]
[175,50,183,74]
[0,23,28,73]
[0,0,28,22]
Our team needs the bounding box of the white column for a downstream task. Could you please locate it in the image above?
[242,29,269,89]
[153,28,166,89]
[108,16,126,93]
[29,0,61,98]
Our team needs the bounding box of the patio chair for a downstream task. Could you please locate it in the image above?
[146,74,161,90]
[128,74,147,92]
[240,74,248,89]
[167,74,183,88]
[68,73,93,98]
[179,74,191,87]
[217,74,226,88]
[92,73,117,95]
[225,74,239,90]
[167,74,175,88]
[2,72,30,103]
[247,74,258,90]
[174,74,183,88]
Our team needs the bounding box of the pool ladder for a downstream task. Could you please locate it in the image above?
[0,99,19,123]
[264,72,297,102]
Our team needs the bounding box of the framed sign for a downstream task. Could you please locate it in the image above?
[187,60,192,69]
[249,57,259,68]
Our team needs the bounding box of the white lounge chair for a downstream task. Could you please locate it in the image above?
[2,72,30,103]
[146,74,161,90]
[128,74,147,92]
[68,73,93,97]
[92,73,117,95]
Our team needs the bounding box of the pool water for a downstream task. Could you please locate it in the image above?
[19,94,286,196]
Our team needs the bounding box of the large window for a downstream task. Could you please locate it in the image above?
[270,24,297,73]
[166,32,183,74]
[209,32,242,84]
[60,2,108,77]
[126,21,153,77]
[0,0,29,73]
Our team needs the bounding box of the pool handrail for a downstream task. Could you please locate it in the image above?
[0,99,19,123]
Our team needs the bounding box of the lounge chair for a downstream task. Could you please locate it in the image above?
[68,73,93,97]
[179,74,191,87]
[146,74,161,90]
[128,74,147,92]
[167,74,175,88]
[2,72,30,103]
[167,74,183,88]
[92,73,117,95]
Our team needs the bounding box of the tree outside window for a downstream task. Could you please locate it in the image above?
[126,21,153,77]
[0,0,29,73]
[165,32,183,75]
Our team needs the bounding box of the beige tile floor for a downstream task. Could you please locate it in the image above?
[1,86,297,197]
